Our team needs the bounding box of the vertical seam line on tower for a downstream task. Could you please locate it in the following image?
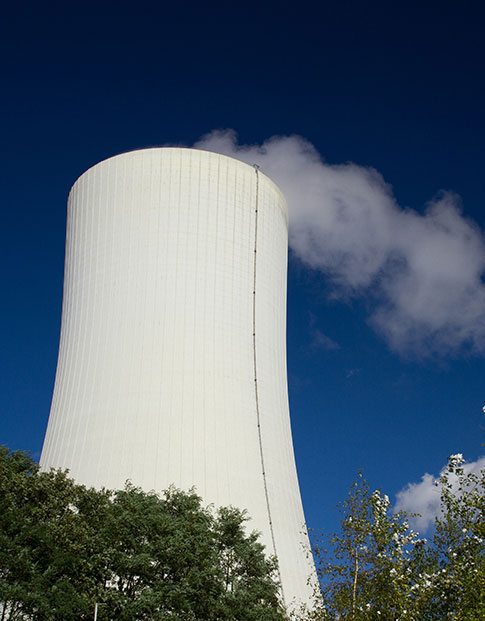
[252,166,285,605]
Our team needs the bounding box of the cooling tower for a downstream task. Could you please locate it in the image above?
[40,147,316,608]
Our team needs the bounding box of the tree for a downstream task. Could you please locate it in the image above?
[213,506,282,620]
[309,473,420,620]
[0,447,286,620]
[418,454,485,620]
[308,456,485,621]
[0,446,106,620]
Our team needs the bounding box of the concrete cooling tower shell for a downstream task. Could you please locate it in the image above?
[40,147,316,608]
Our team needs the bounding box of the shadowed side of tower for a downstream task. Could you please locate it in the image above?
[40,147,316,607]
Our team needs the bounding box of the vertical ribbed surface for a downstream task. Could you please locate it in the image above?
[40,148,316,608]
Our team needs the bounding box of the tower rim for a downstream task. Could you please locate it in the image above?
[69,146,287,216]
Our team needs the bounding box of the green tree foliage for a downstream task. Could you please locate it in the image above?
[0,447,286,620]
[307,456,485,621]
[415,454,485,620]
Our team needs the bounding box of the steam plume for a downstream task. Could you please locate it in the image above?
[195,130,485,358]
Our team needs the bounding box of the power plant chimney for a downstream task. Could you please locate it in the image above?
[40,147,316,607]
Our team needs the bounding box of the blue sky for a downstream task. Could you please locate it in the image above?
[2,0,484,537]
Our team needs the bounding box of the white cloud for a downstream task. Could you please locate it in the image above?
[394,455,485,532]
[310,329,340,351]
[194,130,485,358]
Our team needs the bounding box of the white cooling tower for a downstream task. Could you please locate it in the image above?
[40,147,316,608]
